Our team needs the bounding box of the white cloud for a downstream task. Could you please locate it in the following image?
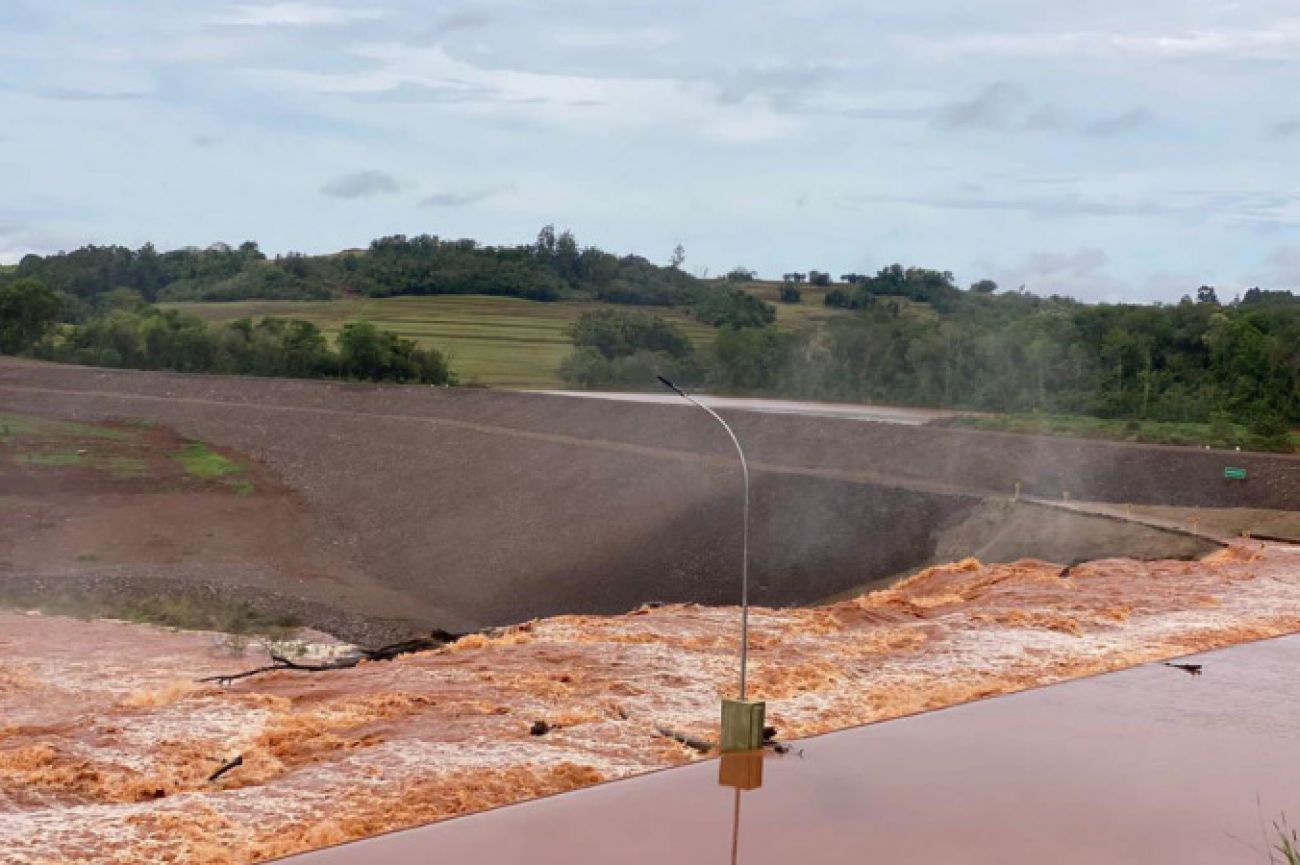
[908,19,1300,61]
[550,26,677,49]
[0,223,84,264]
[213,3,386,27]
[937,82,1027,130]
[984,248,1129,302]
[1256,246,1300,286]
[1086,108,1154,137]
[6,1,1300,299]
[1272,117,1300,137]
[421,185,514,207]
[247,43,797,142]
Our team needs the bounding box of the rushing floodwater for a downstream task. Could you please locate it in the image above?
[289,633,1300,864]
[2,542,1299,863]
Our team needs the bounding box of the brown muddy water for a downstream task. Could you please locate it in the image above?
[289,633,1300,865]
[2,542,1299,863]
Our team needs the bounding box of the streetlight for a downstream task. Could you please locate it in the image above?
[657,376,765,754]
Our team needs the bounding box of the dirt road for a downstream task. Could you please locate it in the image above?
[532,390,960,425]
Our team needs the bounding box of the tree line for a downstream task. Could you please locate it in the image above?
[5,230,1297,449]
[6,226,784,331]
[0,278,451,384]
[8,226,711,309]
[560,265,1299,451]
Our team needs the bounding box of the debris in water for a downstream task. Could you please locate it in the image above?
[1163,662,1204,676]
[208,754,244,783]
[655,725,715,753]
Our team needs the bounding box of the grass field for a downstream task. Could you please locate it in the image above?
[734,280,852,330]
[163,286,843,388]
[163,295,716,388]
[944,413,1300,454]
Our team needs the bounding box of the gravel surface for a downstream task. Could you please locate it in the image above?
[2,358,1294,635]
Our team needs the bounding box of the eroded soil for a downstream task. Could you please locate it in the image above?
[0,412,423,642]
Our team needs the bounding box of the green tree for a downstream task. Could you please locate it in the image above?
[693,289,776,328]
[336,321,451,384]
[712,326,794,391]
[337,322,391,380]
[0,278,62,354]
[567,309,694,360]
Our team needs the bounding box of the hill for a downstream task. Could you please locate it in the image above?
[161,295,715,388]
[2,234,1297,450]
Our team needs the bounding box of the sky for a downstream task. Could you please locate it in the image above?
[1,0,1298,302]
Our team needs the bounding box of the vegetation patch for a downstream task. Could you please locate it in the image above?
[1,411,261,490]
[0,412,130,443]
[2,411,159,476]
[16,450,89,468]
[117,594,299,636]
[944,413,1299,454]
[103,456,148,478]
[0,584,300,638]
[171,442,244,479]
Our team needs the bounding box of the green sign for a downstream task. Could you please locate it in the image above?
[1224,467,1247,480]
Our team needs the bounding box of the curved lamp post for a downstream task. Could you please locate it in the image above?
[657,376,765,754]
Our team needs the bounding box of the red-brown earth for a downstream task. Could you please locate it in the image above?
[4,358,1294,639]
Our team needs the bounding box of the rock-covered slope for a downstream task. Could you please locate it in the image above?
[4,358,1292,634]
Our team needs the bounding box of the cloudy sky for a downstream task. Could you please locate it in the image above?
[1,1,1297,301]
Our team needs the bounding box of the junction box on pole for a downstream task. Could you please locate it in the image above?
[721,697,766,753]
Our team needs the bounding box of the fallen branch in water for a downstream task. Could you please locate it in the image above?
[655,725,715,753]
[207,754,243,783]
[199,632,461,685]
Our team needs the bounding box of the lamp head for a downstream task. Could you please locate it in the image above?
[656,375,687,397]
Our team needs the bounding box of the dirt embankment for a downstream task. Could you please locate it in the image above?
[3,359,1292,636]
[0,408,421,642]
[4,359,1297,508]
[2,541,1298,864]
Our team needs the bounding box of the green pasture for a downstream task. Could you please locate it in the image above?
[163,295,715,388]
[945,413,1300,453]
[163,289,839,388]
[733,281,851,330]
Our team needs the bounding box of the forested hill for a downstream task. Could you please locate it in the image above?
[704,268,1299,451]
[2,230,1298,451]
[7,227,703,307]
[0,226,771,389]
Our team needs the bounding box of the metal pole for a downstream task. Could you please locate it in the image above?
[730,786,741,865]
[657,376,750,701]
